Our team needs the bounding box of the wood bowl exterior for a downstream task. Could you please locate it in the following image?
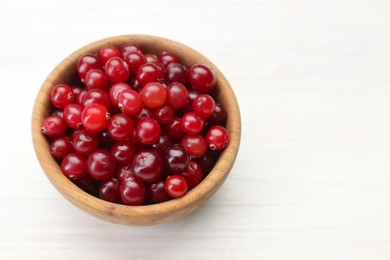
[32,35,241,225]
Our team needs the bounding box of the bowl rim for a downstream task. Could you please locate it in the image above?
[32,34,241,225]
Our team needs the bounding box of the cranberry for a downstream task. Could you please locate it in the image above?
[166,82,189,110]
[192,94,215,118]
[180,135,207,158]
[105,57,130,83]
[109,82,131,107]
[165,63,188,84]
[50,136,73,159]
[164,117,185,140]
[82,89,111,109]
[164,175,188,198]
[182,89,199,113]
[164,145,190,173]
[133,106,154,124]
[98,178,120,203]
[87,149,116,181]
[131,149,163,182]
[63,104,82,129]
[110,141,135,165]
[61,153,87,180]
[42,115,67,138]
[206,126,229,150]
[135,118,161,145]
[107,114,134,141]
[152,134,172,154]
[144,53,159,63]
[120,178,146,206]
[81,104,109,133]
[98,45,121,64]
[180,112,205,135]
[50,84,74,109]
[136,63,163,87]
[147,179,171,203]
[159,52,179,67]
[72,129,98,155]
[140,82,167,108]
[180,161,203,189]
[85,69,108,90]
[76,89,88,105]
[188,64,216,93]
[118,89,142,115]
[74,175,97,194]
[77,54,102,80]
[154,105,174,125]
[196,150,216,174]
[208,103,227,125]
[98,131,115,149]
[116,164,135,182]
[121,43,143,57]
[124,52,146,73]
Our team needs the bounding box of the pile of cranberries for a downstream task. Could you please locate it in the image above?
[41,43,229,206]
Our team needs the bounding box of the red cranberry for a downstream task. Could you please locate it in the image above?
[152,134,172,155]
[85,69,108,90]
[120,178,146,205]
[192,94,216,118]
[133,106,154,124]
[50,136,73,159]
[81,104,109,133]
[77,54,102,80]
[98,178,120,203]
[136,63,164,87]
[208,103,227,125]
[180,112,205,135]
[121,43,143,57]
[63,104,83,129]
[116,164,136,182]
[164,145,190,174]
[74,175,97,194]
[188,64,216,93]
[107,114,134,141]
[159,52,179,67]
[105,57,130,83]
[98,45,121,64]
[164,117,185,141]
[206,126,229,150]
[196,150,216,174]
[76,89,88,105]
[135,118,161,145]
[82,89,111,109]
[110,141,135,165]
[164,63,188,84]
[87,149,116,181]
[109,82,131,107]
[147,179,171,203]
[118,89,142,115]
[180,161,203,189]
[164,175,188,198]
[124,52,146,73]
[166,82,188,110]
[131,149,163,183]
[154,105,174,125]
[50,84,74,109]
[72,129,98,155]
[61,153,87,180]
[140,82,167,108]
[42,115,67,138]
[180,135,207,158]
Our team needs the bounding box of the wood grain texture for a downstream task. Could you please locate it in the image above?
[31,35,241,225]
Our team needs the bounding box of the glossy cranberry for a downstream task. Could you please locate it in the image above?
[133,106,154,124]
[208,103,227,125]
[121,43,143,57]
[154,62,165,76]
[131,149,163,183]
[188,64,216,93]
[147,179,171,203]
[118,89,142,115]
[136,63,164,87]
[180,112,205,135]
[98,178,120,203]
[105,57,130,83]
[182,89,199,113]
[166,82,189,110]
[76,89,88,105]
[42,115,67,138]
[180,135,207,158]
[152,134,172,154]
[180,161,203,189]
[51,109,63,117]
[63,104,82,129]
[164,145,190,173]
[192,94,216,118]
[116,164,136,182]
[98,45,121,64]
[120,178,146,205]
[165,63,188,84]
[98,131,115,149]
[135,118,161,145]
[109,82,131,107]
[87,149,116,181]
[50,84,74,109]
[61,153,87,180]
[85,69,108,90]
[82,89,111,109]
[111,141,135,164]
[159,52,179,67]
[196,150,216,174]
[74,175,97,193]
[81,104,109,133]
[107,114,134,141]
[154,105,174,124]
[77,54,102,80]
[164,117,185,140]
[72,85,83,96]
[72,129,98,155]
[164,175,188,198]
[144,53,158,63]
[140,82,167,108]
[206,126,229,150]
[124,52,146,73]
[50,136,73,159]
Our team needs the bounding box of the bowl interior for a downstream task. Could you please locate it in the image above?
[32,35,241,225]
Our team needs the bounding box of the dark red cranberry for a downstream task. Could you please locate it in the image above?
[206,126,229,150]
[116,164,136,182]
[152,134,172,154]
[188,64,216,93]
[159,52,179,67]
[164,175,188,198]
[104,57,130,83]
[208,103,227,125]
[50,84,74,109]
[85,69,108,90]
[98,178,120,203]
[166,82,189,110]
[98,131,115,149]
[124,52,146,73]
[180,161,203,189]
[196,150,216,174]
[42,115,67,138]
[110,141,135,165]
[164,63,188,84]
[61,153,87,180]
[87,149,116,181]
[72,129,98,155]
[135,118,161,145]
[147,179,171,203]
[164,117,185,141]
[180,135,207,158]
[50,136,73,159]
[154,105,174,125]
[120,178,146,205]
[133,106,154,124]
[82,89,111,109]
[81,104,109,133]
[164,145,190,174]
[74,175,97,194]
[77,54,102,80]
[63,104,83,129]
[131,149,163,183]
[98,45,121,64]
[107,114,134,141]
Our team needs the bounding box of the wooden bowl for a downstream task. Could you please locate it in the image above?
[31,35,241,225]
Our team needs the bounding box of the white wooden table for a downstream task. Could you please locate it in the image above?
[2,0,390,259]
